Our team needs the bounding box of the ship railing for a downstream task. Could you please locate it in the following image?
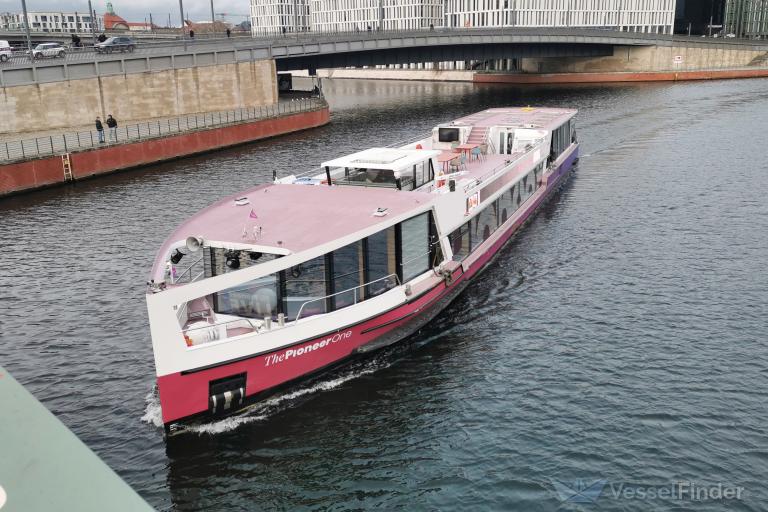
[170,255,205,285]
[183,317,264,345]
[385,132,432,149]
[295,273,401,322]
[462,143,543,192]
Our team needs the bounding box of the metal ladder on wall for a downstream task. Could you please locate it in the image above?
[61,153,73,182]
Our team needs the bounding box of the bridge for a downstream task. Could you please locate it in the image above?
[3,27,768,87]
[2,27,767,135]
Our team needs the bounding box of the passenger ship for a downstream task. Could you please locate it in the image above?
[146,107,578,431]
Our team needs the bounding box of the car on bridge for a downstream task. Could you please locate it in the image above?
[0,40,11,62]
[30,43,66,60]
[95,37,137,54]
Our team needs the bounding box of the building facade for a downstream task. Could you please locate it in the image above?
[250,0,311,35]
[250,0,676,35]
[309,0,442,32]
[444,0,676,34]
[0,11,104,33]
[724,0,768,38]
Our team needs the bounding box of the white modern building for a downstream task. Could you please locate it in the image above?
[250,0,675,35]
[250,0,311,35]
[309,0,442,32]
[444,0,675,34]
[0,11,104,33]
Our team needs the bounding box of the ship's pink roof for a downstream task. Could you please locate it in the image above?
[453,107,576,131]
[152,184,433,276]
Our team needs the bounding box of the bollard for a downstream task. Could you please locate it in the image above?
[278,313,285,327]
[264,317,272,331]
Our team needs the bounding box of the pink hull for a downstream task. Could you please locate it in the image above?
[157,147,578,426]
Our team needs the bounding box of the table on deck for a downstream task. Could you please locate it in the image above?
[437,151,460,173]
[455,143,480,160]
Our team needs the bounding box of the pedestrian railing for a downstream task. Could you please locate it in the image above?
[3,26,767,68]
[0,96,327,163]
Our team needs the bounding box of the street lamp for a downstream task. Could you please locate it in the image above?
[179,0,187,49]
[210,0,216,37]
[19,0,33,60]
[87,0,97,45]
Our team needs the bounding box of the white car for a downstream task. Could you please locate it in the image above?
[30,43,66,60]
[0,40,11,63]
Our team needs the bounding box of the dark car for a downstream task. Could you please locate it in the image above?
[94,36,136,54]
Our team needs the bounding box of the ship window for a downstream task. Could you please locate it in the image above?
[448,222,471,261]
[399,212,430,282]
[208,248,278,277]
[335,167,398,188]
[400,168,415,191]
[214,274,279,320]
[330,241,362,310]
[414,161,429,188]
[500,184,516,219]
[283,255,327,321]
[470,215,483,253]
[478,199,499,241]
[364,226,397,298]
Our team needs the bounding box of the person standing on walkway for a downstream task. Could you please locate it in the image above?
[95,117,105,143]
[106,114,118,142]
[226,28,231,38]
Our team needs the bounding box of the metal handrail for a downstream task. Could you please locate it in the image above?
[463,143,542,192]
[294,273,401,322]
[0,97,327,162]
[170,255,205,285]
[183,316,263,336]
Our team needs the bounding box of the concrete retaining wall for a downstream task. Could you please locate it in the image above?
[475,67,768,84]
[0,59,279,135]
[520,44,768,74]
[0,106,329,197]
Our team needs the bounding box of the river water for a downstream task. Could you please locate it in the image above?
[1,76,767,511]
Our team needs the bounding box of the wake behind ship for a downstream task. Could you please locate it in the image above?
[146,107,579,432]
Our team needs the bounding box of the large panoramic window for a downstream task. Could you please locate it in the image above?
[215,273,279,320]
[365,226,396,298]
[478,199,499,241]
[448,222,471,262]
[283,256,327,321]
[331,241,362,310]
[399,213,430,282]
[499,184,516,224]
[550,121,572,162]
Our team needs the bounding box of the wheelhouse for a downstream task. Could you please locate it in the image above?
[322,148,439,191]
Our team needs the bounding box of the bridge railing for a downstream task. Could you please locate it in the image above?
[0,96,327,163]
[2,26,767,68]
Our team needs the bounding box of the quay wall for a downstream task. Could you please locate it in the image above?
[0,106,329,197]
[517,44,768,74]
[0,59,278,135]
[474,67,768,84]
[294,43,768,84]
